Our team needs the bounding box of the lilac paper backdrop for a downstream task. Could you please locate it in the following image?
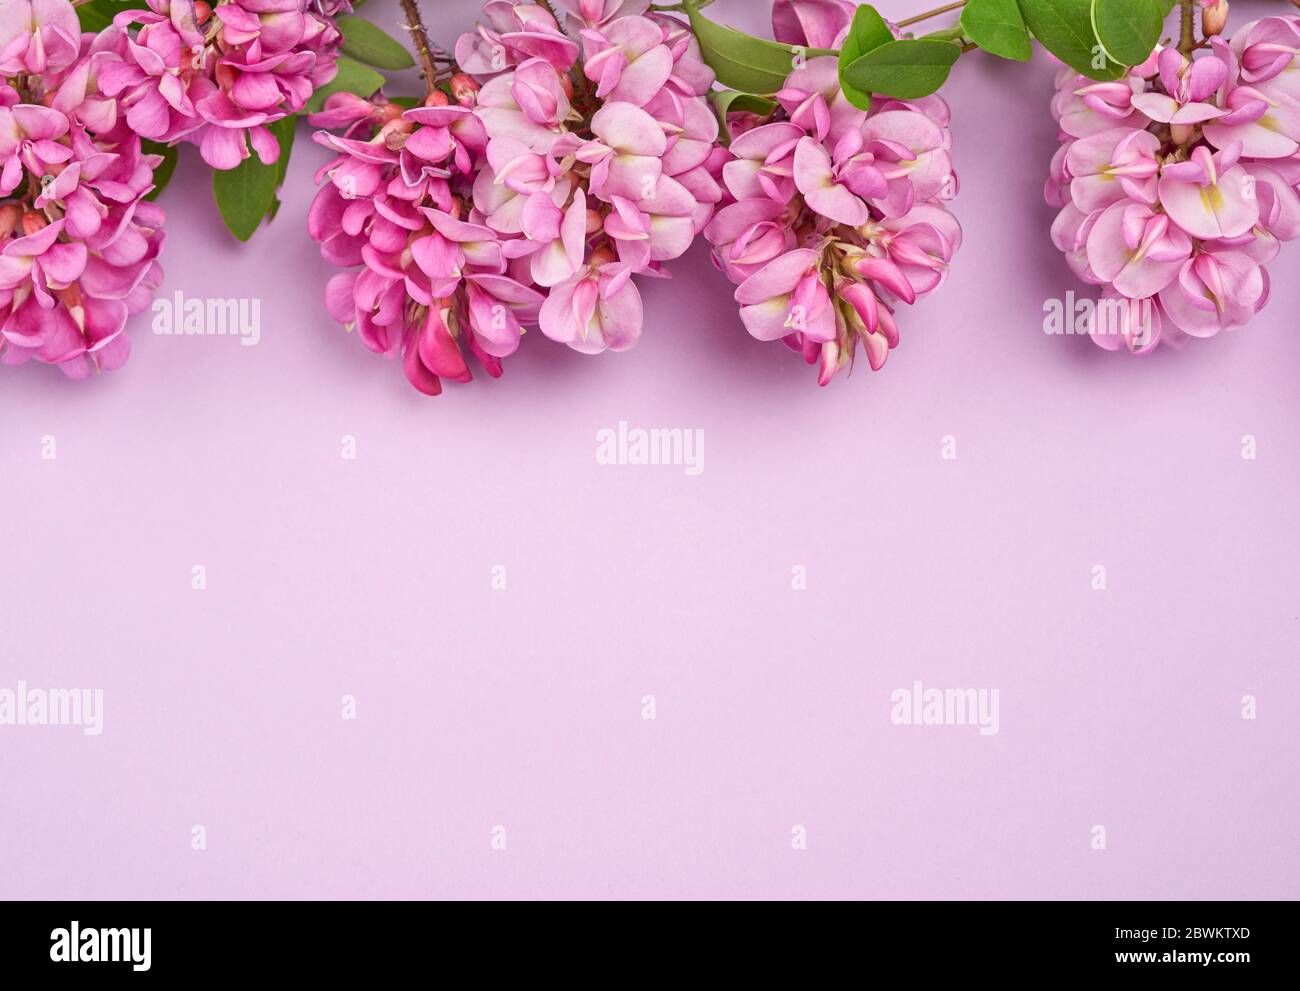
[1,0,1297,899]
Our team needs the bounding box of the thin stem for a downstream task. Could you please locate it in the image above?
[1178,0,1197,57]
[398,0,440,97]
[897,1,967,29]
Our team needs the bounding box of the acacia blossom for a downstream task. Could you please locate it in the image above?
[96,0,343,170]
[310,0,719,395]
[1046,12,1300,353]
[703,8,960,386]
[0,0,166,379]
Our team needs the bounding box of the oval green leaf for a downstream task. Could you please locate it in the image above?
[1091,0,1165,67]
[961,0,1032,61]
[337,15,415,71]
[75,0,138,32]
[838,5,894,111]
[307,56,387,114]
[685,3,835,95]
[1019,0,1124,80]
[213,143,281,242]
[841,38,961,100]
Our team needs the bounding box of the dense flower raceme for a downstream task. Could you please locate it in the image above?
[309,0,720,395]
[0,0,167,378]
[97,0,343,170]
[705,51,961,385]
[1046,14,1300,353]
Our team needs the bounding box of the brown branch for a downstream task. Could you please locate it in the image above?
[1178,0,1197,57]
[398,0,440,98]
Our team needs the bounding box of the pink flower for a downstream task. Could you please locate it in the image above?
[312,0,721,394]
[1157,143,1258,239]
[1065,127,1160,211]
[100,0,344,169]
[554,1,650,34]
[1045,11,1300,353]
[0,9,168,381]
[0,0,81,75]
[1158,247,1265,336]
[771,0,855,49]
[1131,48,1228,125]
[580,14,674,106]
[311,89,542,396]
[706,53,960,385]
[734,248,835,343]
[454,0,578,78]
[538,258,643,353]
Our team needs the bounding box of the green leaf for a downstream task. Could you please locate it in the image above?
[75,0,138,32]
[962,0,1032,61]
[212,142,281,242]
[845,3,895,53]
[271,116,297,188]
[307,56,386,114]
[685,2,835,95]
[841,38,961,100]
[1091,0,1165,67]
[838,5,894,111]
[141,140,178,202]
[267,115,298,222]
[337,16,415,71]
[1018,0,1124,80]
[709,90,777,144]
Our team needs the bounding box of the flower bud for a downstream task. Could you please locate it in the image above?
[424,89,450,108]
[449,74,480,107]
[21,211,47,236]
[0,204,20,235]
[1202,0,1229,38]
[194,1,212,24]
[816,340,839,386]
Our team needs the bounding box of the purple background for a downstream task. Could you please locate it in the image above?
[1,0,1297,899]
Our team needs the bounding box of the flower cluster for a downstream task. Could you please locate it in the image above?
[1046,12,1300,353]
[310,0,720,395]
[705,50,961,385]
[98,0,343,170]
[1,0,166,378]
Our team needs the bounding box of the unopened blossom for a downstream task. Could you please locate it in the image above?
[0,1,168,380]
[704,46,961,385]
[1046,12,1300,352]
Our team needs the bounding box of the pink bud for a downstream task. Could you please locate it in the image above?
[839,280,879,333]
[450,74,480,107]
[816,340,839,386]
[861,330,889,371]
